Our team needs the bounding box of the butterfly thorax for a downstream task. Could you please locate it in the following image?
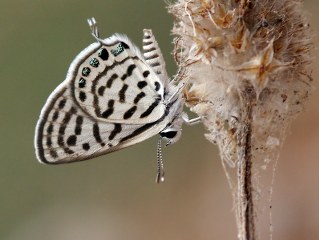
[159,82,185,145]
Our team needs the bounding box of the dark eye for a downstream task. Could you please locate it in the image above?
[160,131,177,139]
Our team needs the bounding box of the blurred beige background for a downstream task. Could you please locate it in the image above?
[0,1,318,239]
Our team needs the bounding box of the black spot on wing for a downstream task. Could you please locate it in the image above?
[127,64,136,76]
[79,78,86,88]
[64,148,74,154]
[134,92,146,104]
[89,58,99,68]
[140,97,161,118]
[111,43,125,56]
[74,126,81,135]
[107,73,118,88]
[50,149,58,158]
[46,123,53,151]
[58,99,66,109]
[58,136,64,146]
[98,86,105,96]
[46,137,52,147]
[75,116,83,135]
[79,91,86,102]
[82,143,90,151]
[123,106,137,119]
[143,70,150,78]
[121,74,127,80]
[76,116,83,124]
[121,64,136,81]
[119,84,128,103]
[82,67,91,76]
[69,107,77,115]
[93,123,105,147]
[47,124,53,134]
[67,135,77,146]
[98,48,109,60]
[101,99,114,119]
[154,81,161,91]
[137,81,147,89]
[109,124,122,140]
[121,41,130,49]
[52,111,59,121]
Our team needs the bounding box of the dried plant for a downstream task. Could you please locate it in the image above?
[168,0,313,239]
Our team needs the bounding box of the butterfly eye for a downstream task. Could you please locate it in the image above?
[160,130,177,139]
[160,129,181,146]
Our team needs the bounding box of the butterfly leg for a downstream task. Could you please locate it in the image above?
[87,17,103,43]
[182,112,202,125]
[164,81,187,105]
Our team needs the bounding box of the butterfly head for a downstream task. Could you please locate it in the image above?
[160,125,182,146]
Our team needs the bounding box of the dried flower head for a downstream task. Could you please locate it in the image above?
[169,0,313,239]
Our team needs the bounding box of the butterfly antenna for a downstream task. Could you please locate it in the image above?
[172,36,186,84]
[156,137,165,183]
[164,80,187,105]
[165,40,188,105]
[87,17,103,43]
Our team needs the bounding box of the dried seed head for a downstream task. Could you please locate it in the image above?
[169,0,313,168]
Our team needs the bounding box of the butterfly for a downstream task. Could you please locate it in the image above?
[34,18,200,183]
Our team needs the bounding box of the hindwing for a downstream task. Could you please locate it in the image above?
[35,85,168,164]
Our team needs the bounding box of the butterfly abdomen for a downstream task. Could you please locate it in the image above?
[143,30,169,86]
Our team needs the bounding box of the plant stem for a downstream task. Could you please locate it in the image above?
[238,86,256,240]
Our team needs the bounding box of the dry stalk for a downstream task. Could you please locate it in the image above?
[168,0,313,239]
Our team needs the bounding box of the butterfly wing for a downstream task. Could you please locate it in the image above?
[71,35,166,125]
[35,85,168,164]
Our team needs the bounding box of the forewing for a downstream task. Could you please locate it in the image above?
[71,35,165,124]
[35,85,166,164]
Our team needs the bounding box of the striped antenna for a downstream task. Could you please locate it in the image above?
[156,137,165,183]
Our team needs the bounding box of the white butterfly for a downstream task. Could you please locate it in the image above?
[34,18,200,183]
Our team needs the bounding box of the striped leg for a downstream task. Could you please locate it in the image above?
[143,29,169,85]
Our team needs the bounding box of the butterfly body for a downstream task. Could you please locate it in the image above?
[35,19,186,169]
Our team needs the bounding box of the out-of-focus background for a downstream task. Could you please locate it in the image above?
[1,1,318,239]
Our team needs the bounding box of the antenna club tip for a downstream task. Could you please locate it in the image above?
[156,173,165,184]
